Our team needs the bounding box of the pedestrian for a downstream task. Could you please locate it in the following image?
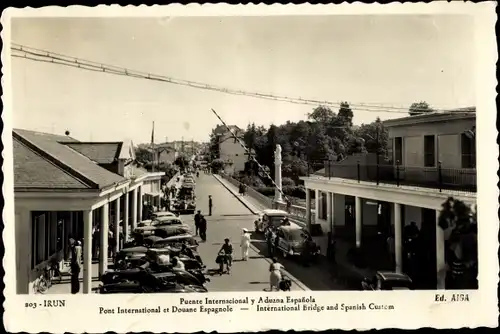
[265,228,274,258]
[286,198,291,213]
[69,238,82,294]
[199,215,207,241]
[208,195,213,216]
[240,228,251,261]
[194,210,202,236]
[269,257,284,291]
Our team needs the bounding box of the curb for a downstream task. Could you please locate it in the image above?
[212,174,311,292]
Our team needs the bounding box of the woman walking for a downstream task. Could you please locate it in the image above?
[269,257,284,291]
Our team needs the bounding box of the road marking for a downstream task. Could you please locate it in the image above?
[212,174,311,292]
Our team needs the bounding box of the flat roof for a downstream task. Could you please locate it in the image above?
[383,109,476,128]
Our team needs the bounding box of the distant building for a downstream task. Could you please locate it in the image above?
[214,125,248,174]
[299,108,477,290]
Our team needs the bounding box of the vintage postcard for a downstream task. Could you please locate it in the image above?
[1,2,498,332]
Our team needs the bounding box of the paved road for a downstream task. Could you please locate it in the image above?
[214,175,351,291]
[177,173,305,292]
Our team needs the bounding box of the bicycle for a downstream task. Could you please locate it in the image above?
[217,252,232,275]
[35,260,63,294]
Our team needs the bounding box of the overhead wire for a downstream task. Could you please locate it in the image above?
[11,43,474,115]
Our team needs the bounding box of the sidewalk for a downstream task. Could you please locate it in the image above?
[46,262,102,294]
[213,174,370,290]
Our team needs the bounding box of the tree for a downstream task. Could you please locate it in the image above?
[409,101,434,116]
[174,155,189,170]
[355,117,390,158]
[308,105,334,123]
[135,146,152,163]
[338,102,354,128]
[438,197,478,289]
[211,158,224,174]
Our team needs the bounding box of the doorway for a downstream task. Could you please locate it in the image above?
[415,208,438,289]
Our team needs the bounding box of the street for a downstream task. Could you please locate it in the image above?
[177,173,306,292]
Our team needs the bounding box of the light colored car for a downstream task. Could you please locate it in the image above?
[152,211,177,219]
[254,209,289,233]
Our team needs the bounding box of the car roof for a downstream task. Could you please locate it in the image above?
[377,271,412,282]
[154,211,175,216]
[162,234,193,240]
[120,246,147,253]
[262,209,288,216]
[155,216,181,221]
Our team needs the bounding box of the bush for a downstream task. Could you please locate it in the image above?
[282,177,296,187]
[211,158,224,173]
[286,186,307,199]
[255,187,275,197]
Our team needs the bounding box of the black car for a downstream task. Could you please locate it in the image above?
[361,271,414,290]
[99,269,208,294]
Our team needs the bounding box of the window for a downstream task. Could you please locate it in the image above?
[461,133,476,168]
[424,135,436,167]
[394,137,403,164]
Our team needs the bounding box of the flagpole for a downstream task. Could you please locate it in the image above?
[151,121,155,172]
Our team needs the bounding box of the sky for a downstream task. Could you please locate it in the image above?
[11,15,475,144]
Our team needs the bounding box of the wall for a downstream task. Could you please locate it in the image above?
[15,208,30,294]
[437,134,461,169]
[389,117,475,169]
[219,139,247,173]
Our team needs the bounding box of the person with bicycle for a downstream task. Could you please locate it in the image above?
[217,238,233,275]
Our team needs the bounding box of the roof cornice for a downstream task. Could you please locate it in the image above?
[383,113,476,128]
[13,132,100,189]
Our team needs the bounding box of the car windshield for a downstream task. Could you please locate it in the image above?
[269,216,286,226]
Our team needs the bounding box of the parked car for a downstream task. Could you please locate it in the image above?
[361,271,414,290]
[271,225,319,259]
[114,246,148,268]
[152,211,177,219]
[255,209,291,233]
[99,269,208,294]
[152,234,199,250]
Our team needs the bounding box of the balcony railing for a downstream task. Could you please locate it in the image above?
[309,160,476,194]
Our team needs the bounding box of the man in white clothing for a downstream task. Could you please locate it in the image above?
[240,228,251,261]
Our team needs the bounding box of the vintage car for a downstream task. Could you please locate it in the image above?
[255,209,290,233]
[99,269,208,294]
[134,217,186,236]
[145,248,208,284]
[271,225,319,259]
[152,211,177,219]
[153,215,184,226]
[114,246,149,268]
[153,234,199,250]
[361,271,414,291]
[154,225,192,239]
[146,245,203,266]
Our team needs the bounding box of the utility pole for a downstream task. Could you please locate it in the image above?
[181,137,185,154]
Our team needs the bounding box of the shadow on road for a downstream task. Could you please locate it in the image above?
[249,232,351,291]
